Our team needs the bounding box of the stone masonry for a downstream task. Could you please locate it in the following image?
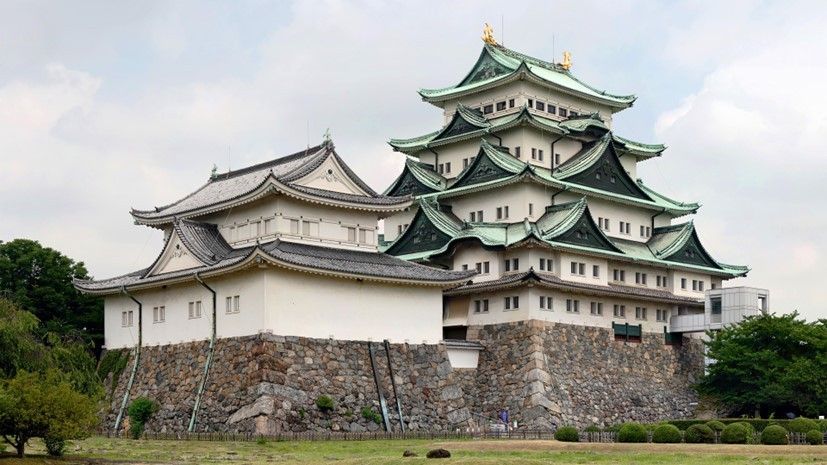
[102,321,703,433]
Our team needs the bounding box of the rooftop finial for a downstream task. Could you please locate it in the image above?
[560,51,572,71]
[210,163,218,180]
[322,128,332,146]
[482,23,497,45]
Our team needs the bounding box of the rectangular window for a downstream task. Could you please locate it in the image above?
[512,258,519,270]
[531,148,537,159]
[538,149,544,161]
[302,220,311,236]
[640,225,645,237]
[461,264,468,271]
[233,295,240,313]
[528,99,534,108]
[635,307,647,320]
[474,299,489,313]
[590,302,603,316]
[504,259,510,272]
[635,272,641,284]
[359,229,367,244]
[692,280,698,291]
[547,104,556,115]
[264,219,273,234]
[504,206,509,219]
[477,210,484,221]
[539,258,546,271]
[483,104,493,114]
[225,296,233,314]
[555,153,561,165]
[462,158,469,169]
[189,301,202,319]
[508,98,515,108]
[347,227,356,242]
[698,281,704,291]
[656,309,668,322]
[529,203,534,216]
[153,306,165,323]
[437,163,444,174]
[559,108,568,117]
[540,296,553,310]
[641,273,647,285]
[483,261,489,273]
[445,162,451,173]
[681,278,687,289]
[289,219,299,234]
[570,262,577,274]
[613,304,626,317]
[496,207,503,219]
[578,263,585,275]
[536,101,545,111]
[121,311,128,327]
[496,101,506,111]
[469,212,476,222]
[566,299,580,313]
[504,297,511,310]
[592,265,599,278]
[475,262,482,273]
[514,146,521,158]
[646,227,651,237]
[539,296,545,309]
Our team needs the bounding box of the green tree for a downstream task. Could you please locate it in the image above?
[0,239,103,351]
[698,312,827,416]
[0,370,98,457]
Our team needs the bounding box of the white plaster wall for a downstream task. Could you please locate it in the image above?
[383,207,416,242]
[465,287,530,326]
[198,196,379,251]
[449,182,554,224]
[266,267,442,343]
[558,251,608,286]
[446,347,480,369]
[103,270,266,349]
[671,269,713,299]
[451,244,500,282]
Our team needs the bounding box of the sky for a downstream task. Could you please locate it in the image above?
[0,0,824,321]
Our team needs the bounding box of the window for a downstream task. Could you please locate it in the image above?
[537,149,544,161]
[539,296,553,310]
[554,153,560,165]
[640,225,645,237]
[225,295,240,314]
[153,306,165,323]
[529,203,534,216]
[461,264,468,271]
[548,104,556,115]
[590,302,603,316]
[508,98,515,108]
[359,228,368,244]
[504,296,520,310]
[477,210,484,221]
[300,220,318,236]
[681,278,687,289]
[504,258,519,272]
[264,219,273,234]
[397,224,408,235]
[692,280,698,291]
[592,265,600,278]
[528,99,534,108]
[559,108,568,117]
[758,295,767,311]
[474,299,489,313]
[531,148,537,159]
[536,101,545,111]
[475,261,490,274]
[635,307,648,320]
[514,146,521,158]
[121,310,134,327]
[570,261,586,276]
[289,219,299,234]
[188,301,202,319]
[437,163,444,174]
[483,104,493,114]
[539,258,553,271]
[566,299,580,313]
[598,217,610,231]
[698,281,704,291]
[619,222,631,235]
[444,162,451,173]
[496,101,506,111]
[645,227,651,237]
[462,158,469,169]
[570,111,579,117]
[470,210,483,222]
[613,304,626,317]
[496,206,509,220]
[613,269,625,282]
[347,227,356,242]
[656,308,668,322]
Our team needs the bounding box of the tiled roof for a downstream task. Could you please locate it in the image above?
[131,143,410,224]
[444,270,704,306]
[74,220,475,295]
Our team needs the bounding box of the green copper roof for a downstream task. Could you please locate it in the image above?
[385,198,746,278]
[388,106,661,160]
[419,44,636,109]
[383,159,447,196]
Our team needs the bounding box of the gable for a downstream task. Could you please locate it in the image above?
[451,151,515,189]
[562,142,652,201]
[662,231,721,269]
[386,169,438,197]
[434,112,485,141]
[148,233,206,276]
[459,48,513,86]
[551,209,620,253]
[385,209,452,256]
[292,156,371,195]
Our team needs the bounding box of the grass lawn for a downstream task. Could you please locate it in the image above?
[1,437,825,464]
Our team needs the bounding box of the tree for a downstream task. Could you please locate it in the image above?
[0,370,98,457]
[0,239,103,351]
[697,312,827,417]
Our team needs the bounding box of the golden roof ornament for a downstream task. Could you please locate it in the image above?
[482,23,497,45]
[560,51,572,71]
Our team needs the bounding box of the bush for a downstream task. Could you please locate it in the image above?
[584,425,601,433]
[617,422,648,443]
[760,425,788,445]
[554,426,579,442]
[788,417,819,434]
[685,424,715,444]
[720,422,753,444]
[127,397,158,439]
[805,429,824,445]
[652,424,682,443]
[44,437,65,457]
[315,395,334,413]
[360,406,382,425]
[705,420,726,432]
[425,448,451,458]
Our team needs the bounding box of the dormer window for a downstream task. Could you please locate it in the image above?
[483,104,493,114]
[496,101,506,111]
[508,99,515,108]
[559,108,568,117]
[536,102,545,111]
[548,105,556,115]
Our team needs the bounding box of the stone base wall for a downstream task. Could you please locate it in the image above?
[102,321,703,433]
[103,334,473,434]
[466,320,704,429]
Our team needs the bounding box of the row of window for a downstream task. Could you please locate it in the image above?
[598,217,652,238]
[527,98,580,118]
[570,261,600,278]
[472,297,669,321]
[437,162,451,174]
[121,296,242,327]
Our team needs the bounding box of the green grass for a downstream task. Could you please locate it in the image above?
[2,437,825,464]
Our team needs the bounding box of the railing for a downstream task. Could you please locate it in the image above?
[670,313,707,332]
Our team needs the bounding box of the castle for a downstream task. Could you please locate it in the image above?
[76,28,765,434]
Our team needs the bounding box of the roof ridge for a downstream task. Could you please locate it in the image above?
[214,143,326,181]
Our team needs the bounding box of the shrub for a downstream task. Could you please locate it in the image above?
[402,450,417,457]
[361,406,382,425]
[760,425,788,445]
[720,422,752,444]
[554,426,579,442]
[584,425,601,433]
[652,424,682,443]
[127,397,158,439]
[705,420,726,432]
[685,424,715,444]
[617,422,648,443]
[315,395,334,413]
[425,448,451,458]
[788,417,819,434]
[44,437,66,457]
[805,429,824,445]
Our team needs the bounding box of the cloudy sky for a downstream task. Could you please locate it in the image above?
[0,0,824,321]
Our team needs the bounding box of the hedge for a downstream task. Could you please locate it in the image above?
[705,420,726,432]
[685,424,715,444]
[554,426,579,442]
[667,418,797,432]
[805,430,824,445]
[760,425,789,445]
[720,422,754,444]
[617,423,648,443]
[652,424,682,443]
[787,417,819,434]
